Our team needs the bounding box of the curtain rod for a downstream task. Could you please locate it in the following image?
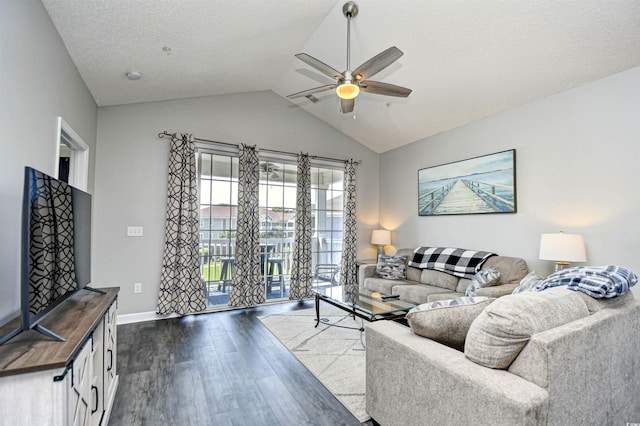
[157,131,361,165]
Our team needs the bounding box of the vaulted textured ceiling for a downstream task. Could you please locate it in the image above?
[42,0,640,153]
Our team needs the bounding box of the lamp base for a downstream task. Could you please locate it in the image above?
[553,261,570,272]
[377,246,385,257]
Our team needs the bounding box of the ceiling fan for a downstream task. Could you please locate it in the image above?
[260,162,280,178]
[287,2,412,114]
[260,162,296,179]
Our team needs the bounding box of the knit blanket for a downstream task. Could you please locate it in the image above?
[536,265,638,298]
[407,247,497,279]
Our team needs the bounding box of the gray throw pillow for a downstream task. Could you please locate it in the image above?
[407,296,495,351]
[374,255,407,280]
[464,287,590,369]
[465,266,501,297]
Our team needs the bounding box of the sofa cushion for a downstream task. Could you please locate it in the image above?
[420,269,460,291]
[364,277,417,295]
[464,287,590,369]
[456,278,471,294]
[427,292,466,302]
[392,284,456,305]
[374,255,407,280]
[465,266,501,296]
[475,283,518,298]
[512,271,544,294]
[407,297,495,351]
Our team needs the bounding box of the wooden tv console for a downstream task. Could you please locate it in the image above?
[0,287,119,425]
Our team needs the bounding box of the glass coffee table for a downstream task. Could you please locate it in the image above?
[313,286,416,330]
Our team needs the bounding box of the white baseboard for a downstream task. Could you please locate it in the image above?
[117,311,180,325]
[115,301,290,325]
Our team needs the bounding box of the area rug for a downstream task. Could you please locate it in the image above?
[258,304,370,422]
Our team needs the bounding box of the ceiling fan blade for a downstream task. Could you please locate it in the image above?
[360,80,412,97]
[353,46,403,80]
[294,53,345,80]
[286,84,336,99]
[341,98,355,114]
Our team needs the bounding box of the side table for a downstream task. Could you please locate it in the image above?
[356,258,377,284]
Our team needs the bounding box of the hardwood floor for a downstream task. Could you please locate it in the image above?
[110,300,376,426]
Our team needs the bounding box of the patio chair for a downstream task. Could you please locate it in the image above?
[313,264,340,287]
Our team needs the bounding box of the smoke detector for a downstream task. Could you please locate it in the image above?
[126,70,142,81]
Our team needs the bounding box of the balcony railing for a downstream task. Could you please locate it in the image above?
[200,237,342,299]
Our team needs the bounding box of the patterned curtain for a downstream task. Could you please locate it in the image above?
[289,153,314,300]
[229,144,265,307]
[157,134,207,315]
[341,160,358,299]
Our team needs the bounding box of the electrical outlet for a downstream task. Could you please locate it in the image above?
[134,282,142,293]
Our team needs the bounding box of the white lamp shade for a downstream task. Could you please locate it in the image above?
[371,229,391,246]
[539,233,587,262]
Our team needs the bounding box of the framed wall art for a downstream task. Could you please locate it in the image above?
[418,149,516,216]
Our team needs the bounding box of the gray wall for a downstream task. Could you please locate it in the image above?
[0,1,98,323]
[93,91,380,315]
[3,1,637,321]
[379,66,640,296]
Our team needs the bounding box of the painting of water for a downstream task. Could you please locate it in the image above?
[418,149,516,216]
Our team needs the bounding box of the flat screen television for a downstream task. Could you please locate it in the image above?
[0,166,101,346]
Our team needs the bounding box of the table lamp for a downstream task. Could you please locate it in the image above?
[371,229,391,256]
[539,232,587,272]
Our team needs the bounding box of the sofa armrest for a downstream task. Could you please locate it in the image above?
[358,263,377,284]
[366,321,548,426]
[508,300,640,425]
[475,282,518,298]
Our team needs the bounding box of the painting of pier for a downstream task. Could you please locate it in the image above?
[418,149,516,216]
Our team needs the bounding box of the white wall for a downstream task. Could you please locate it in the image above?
[93,91,379,315]
[0,1,98,323]
[380,66,640,296]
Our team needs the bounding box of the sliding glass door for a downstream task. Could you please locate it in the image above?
[197,148,345,307]
[259,160,297,300]
[198,151,238,306]
[311,168,344,291]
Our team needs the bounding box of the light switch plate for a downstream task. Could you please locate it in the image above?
[127,226,143,237]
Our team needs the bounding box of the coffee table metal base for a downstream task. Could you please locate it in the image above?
[314,291,410,327]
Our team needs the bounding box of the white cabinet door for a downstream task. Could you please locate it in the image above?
[104,301,118,415]
[67,338,92,426]
[91,319,105,426]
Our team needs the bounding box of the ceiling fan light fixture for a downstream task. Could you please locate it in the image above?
[336,82,359,100]
[287,2,411,112]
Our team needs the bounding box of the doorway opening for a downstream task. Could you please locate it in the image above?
[55,117,89,190]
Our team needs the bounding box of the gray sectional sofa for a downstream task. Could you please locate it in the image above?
[359,248,528,305]
[365,287,640,425]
